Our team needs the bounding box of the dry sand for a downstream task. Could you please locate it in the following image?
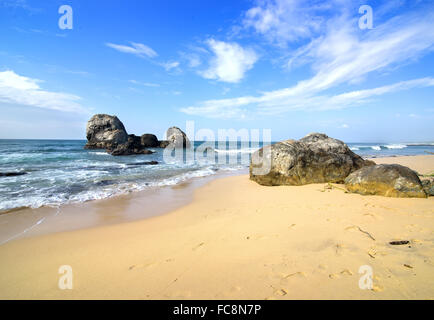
[0,155,433,299]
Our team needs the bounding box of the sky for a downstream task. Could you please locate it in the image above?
[0,0,433,142]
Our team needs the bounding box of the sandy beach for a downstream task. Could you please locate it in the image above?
[0,155,433,299]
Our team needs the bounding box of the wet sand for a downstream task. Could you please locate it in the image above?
[0,155,433,299]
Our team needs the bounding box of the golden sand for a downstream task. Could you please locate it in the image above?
[0,155,433,299]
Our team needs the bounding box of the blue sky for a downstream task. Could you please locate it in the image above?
[0,0,433,142]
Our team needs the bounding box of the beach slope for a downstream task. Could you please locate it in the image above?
[0,155,433,299]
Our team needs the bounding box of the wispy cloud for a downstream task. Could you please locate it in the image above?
[106,42,181,73]
[129,80,160,87]
[184,53,202,67]
[0,70,88,113]
[199,39,258,83]
[181,77,434,118]
[182,4,434,118]
[106,42,158,58]
[160,61,180,72]
[1,0,41,13]
[242,0,328,46]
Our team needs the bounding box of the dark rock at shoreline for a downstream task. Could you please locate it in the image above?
[159,140,170,148]
[127,161,159,166]
[250,133,374,186]
[84,115,157,155]
[108,139,155,156]
[0,172,27,177]
[84,114,190,155]
[345,164,427,198]
[141,134,160,147]
[84,114,128,150]
[166,127,190,148]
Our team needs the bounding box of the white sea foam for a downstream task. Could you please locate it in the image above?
[384,144,407,149]
[214,147,258,154]
[0,164,243,212]
[88,152,109,156]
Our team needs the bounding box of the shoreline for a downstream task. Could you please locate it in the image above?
[0,168,247,245]
[0,155,433,299]
[0,155,432,245]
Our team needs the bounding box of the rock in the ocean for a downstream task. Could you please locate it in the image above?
[166,127,190,148]
[345,164,427,198]
[159,140,170,148]
[250,133,374,186]
[127,161,159,166]
[108,135,155,156]
[84,114,128,150]
[421,179,434,196]
[0,172,27,177]
[141,134,159,148]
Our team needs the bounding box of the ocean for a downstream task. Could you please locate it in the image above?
[0,139,433,212]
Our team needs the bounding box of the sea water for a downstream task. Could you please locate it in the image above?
[0,139,433,212]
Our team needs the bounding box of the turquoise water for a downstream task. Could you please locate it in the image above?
[0,139,433,212]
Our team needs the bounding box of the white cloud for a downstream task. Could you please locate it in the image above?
[106,42,158,58]
[129,80,160,87]
[200,39,258,83]
[186,54,201,68]
[182,77,434,118]
[106,42,181,73]
[161,61,180,72]
[0,70,87,113]
[182,6,434,118]
[242,0,332,46]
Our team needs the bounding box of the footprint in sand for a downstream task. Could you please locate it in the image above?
[229,286,242,293]
[316,264,328,274]
[249,234,280,240]
[372,284,383,292]
[340,269,353,276]
[278,271,307,285]
[345,225,359,232]
[363,212,383,221]
[274,288,288,296]
[192,242,205,251]
[283,271,307,279]
[335,243,346,256]
[129,262,156,270]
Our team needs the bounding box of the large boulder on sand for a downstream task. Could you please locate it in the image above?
[250,133,374,186]
[84,114,128,149]
[166,127,190,148]
[421,179,434,196]
[344,164,427,198]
